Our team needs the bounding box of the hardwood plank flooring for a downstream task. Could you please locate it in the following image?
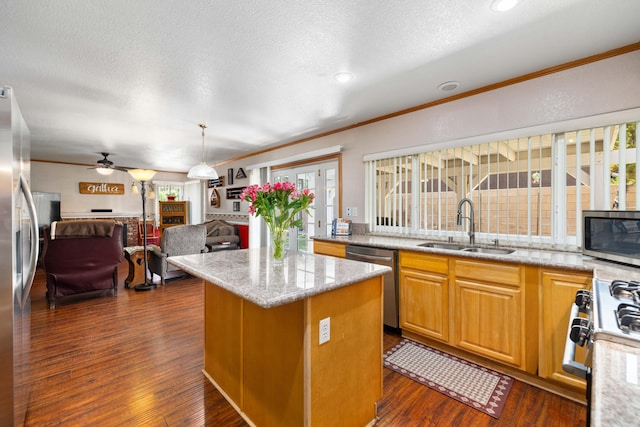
[16,261,586,426]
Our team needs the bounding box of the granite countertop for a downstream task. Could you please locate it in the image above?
[167,248,390,309]
[313,234,640,282]
[592,340,640,426]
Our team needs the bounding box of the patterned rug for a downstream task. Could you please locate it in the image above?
[383,339,514,418]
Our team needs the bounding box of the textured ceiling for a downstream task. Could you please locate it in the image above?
[2,0,640,172]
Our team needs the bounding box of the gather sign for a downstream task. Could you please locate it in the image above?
[79,182,125,195]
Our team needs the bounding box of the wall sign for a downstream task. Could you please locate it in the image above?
[208,177,225,188]
[235,167,247,180]
[226,187,245,199]
[79,182,125,195]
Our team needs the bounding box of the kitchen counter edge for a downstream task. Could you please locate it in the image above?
[313,235,640,282]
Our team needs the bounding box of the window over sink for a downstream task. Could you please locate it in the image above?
[365,119,639,250]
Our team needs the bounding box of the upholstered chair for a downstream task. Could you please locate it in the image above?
[42,220,123,308]
[148,224,208,285]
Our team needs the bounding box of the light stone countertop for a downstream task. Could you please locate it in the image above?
[167,248,390,309]
[313,234,640,282]
[592,340,640,426]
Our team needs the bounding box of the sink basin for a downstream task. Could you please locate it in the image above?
[461,247,515,255]
[417,242,467,251]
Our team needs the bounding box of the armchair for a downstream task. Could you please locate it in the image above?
[42,220,123,308]
[148,224,209,285]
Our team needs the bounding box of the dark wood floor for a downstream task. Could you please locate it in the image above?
[16,261,587,426]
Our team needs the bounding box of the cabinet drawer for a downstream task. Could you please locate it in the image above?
[313,241,346,258]
[400,251,448,275]
[454,259,520,287]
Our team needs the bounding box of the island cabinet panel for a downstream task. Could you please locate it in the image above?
[313,240,346,258]
[539,269,591,391]
[204,283,242,403]
[203,275,383,427]
[243,300,305,426]
[307,276,383,426]
[399,251,449,342]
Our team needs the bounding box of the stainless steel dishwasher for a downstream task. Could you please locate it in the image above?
[345,245,398,328]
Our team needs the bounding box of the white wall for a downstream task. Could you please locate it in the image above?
[31,162,189,217]
[215,51,640,223]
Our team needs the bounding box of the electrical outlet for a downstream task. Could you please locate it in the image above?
[352,207,358,217]
[319,317,330,345]
[346,207,352,217]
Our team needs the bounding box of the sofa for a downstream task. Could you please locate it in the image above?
[148,224,209,285]
[42,220,123,308]
[201,219,240,251]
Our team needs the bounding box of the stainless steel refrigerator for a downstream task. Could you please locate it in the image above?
[0,86,38,426]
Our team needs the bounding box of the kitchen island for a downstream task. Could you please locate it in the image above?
[168,248,390,427]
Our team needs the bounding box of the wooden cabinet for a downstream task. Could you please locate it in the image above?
[159,201,188,236]
[398,251,537,373]
[399,252,449,342]
[539,269,591,390]
[313,240,347,258]
[452,258,525,368]
[204,275,383,426]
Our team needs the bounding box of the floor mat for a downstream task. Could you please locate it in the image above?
[383,338,514,418]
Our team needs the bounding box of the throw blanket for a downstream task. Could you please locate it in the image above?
[51,220,116,239]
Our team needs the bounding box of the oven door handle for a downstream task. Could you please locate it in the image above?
[562,303,589,380]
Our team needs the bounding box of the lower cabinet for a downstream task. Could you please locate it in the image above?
[341,243,590,392]
[399,252,449,342]
[452,258,536,372]
[399,250,538,375]
[452,260,522,368]
[539,269,591,390]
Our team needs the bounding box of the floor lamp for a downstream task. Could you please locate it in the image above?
[128,168,157,291]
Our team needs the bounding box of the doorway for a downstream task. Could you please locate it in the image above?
[271,160,338,253]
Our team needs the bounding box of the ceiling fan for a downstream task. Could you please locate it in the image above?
[91,152,129,175]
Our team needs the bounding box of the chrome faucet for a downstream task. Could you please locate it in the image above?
[456,198,475,245]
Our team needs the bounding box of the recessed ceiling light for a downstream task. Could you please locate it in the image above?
[491,0,519,12]
[438,81,461,92]
[334,72,353,83]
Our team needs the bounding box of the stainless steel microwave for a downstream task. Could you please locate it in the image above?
[583,210,640,267]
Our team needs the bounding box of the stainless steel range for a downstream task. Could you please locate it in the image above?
[563,277,640,426]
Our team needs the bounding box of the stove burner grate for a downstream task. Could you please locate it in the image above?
[616,303,640,332]
[610,280,640,299]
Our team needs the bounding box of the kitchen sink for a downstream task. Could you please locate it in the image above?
[461,247,515,255]
[417,242,467,250]
[417,242,516,255]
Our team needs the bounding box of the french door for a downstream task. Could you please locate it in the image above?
[271,161,338,253]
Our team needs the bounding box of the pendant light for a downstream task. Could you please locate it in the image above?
[187,123,219,180]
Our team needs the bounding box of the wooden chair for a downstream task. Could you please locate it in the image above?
[138,222,160,246]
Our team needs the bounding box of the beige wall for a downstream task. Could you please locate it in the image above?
[31,161,189,218]
[217,51,640,226]
[33,51,640,227]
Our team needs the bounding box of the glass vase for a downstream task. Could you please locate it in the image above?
[270,227,289,262]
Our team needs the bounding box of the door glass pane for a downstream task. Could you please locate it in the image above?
[325,168,336,237]
[271,161,338,253]
[296,171,315,253]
